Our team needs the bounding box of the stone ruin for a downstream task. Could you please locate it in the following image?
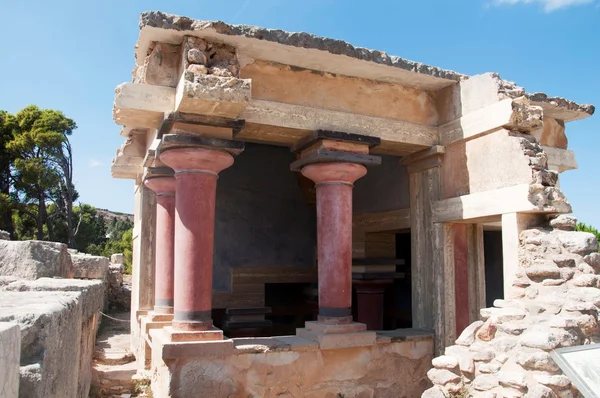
[0,237,128,398]
[424,215,600,398]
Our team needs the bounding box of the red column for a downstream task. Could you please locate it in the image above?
[144,175,176,314]
[301,162,367,323]
[160,147,234,331]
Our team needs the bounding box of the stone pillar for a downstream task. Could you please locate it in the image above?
[157,134,243,341]
[291,131,381,349]
[501,212,543,299]
[144,168,176,316]
[160,147,233,332]
[402,146,455,355]
[302,162,367,321]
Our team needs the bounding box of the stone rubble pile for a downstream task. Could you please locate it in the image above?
[108,253,131,312]
[423,215,600,398]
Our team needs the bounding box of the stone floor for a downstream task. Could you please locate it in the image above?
[90,311,151,398]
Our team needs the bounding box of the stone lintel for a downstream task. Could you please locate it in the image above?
[292,129,381,153]
[290,149,381,172]
[157,111,245,139]
[401,145,445,174]
[157,133,245,156]
[145,166,175,179]
[164,326,224,342]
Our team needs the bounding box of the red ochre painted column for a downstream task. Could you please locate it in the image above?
[301,162,367,322]
[160,147,234,331]
[144,175,176,314]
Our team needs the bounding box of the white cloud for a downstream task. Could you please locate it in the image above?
[493,0,594,12]
[89,159,104,168]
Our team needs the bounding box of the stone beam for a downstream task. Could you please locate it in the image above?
[241,100,437,152]
[439,98,543,145]
[353,208,411,233]
[432,183,572,223]
[113,83,176,128]
[111,137,147,179]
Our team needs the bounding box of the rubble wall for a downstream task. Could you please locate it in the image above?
[424,216,600,397]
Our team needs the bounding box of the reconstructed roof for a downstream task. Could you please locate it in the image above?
[136,11,594,121]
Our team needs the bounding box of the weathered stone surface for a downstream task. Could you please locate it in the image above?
[526,383,554,398]
[498,371,527,389]
[0,291,82,398]
[515,350,559,372]
[71,254,110,279]
[525,265,561,279]
[422,386,447,398]
[0,240,73,280]
[571,274,599,287]
[496,387,524,397]
[583,252,600,268]
[3,278,105,322]
[479,362,502,374]
[520,326,579,350]
[0,230,9,240]
[459,355,475,374]
[566,287,600,307]
[456,321,484,346]
[473,374,499,391]
[431,355,458,370]
[555,231,598,255]
[110,253,125,265]
[477,319,497,341]
[549,215,577,231]
[532,373,570,388]
[472,350,495,362]
[481,307,527,323]
[490,337,519,352]
[497,323,527,335]
[0,322,20,398]
[427,368,461,386]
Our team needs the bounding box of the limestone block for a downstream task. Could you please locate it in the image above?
[532,373,570,389]
[175,74,251,118]
[516,349,559,372]
[113,83,175,128]
[143,42,180,87]
[473,374,499,391]
[0,240,73,280]
[456,320,483,346]
[498,371,527,389]
[0,230,9,240]
[549,215,577,231]
[427,368,461,386]
[555,231,598,255]
[566,287,600,307]
[531,117,568,149]
[422,386,447,398]
[481,307,527,323]
[71,254,109,279]
[2,278,105,321]
[526,383,554,398]
[0,291,83,398]
[0,322,20,398]
[111,253,125,265]
[432,355,459,370]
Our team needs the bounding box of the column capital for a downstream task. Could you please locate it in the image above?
[401,145,445,174]
[301,162,367,185]
[144,167,176,196]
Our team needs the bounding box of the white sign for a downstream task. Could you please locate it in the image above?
[551,343,600,398]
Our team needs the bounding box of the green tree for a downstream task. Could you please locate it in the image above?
[0,111,17,237]
[103,228,133,273]
[7,105,76,241]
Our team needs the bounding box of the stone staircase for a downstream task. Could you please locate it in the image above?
[90,312,150,397]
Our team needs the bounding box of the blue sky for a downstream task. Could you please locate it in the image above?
[0,0,598,224]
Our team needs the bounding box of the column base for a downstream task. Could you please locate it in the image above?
[296,321,376,349]
[141,312,174,336]
[164,326,224,342]
[150,328,234,360]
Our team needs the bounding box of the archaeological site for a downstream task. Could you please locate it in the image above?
[1,9,598,398]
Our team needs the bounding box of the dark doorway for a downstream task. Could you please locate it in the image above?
[395,232,412,328]
[484,230,504,307]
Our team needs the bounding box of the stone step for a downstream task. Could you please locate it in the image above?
[95,331,135,365]
[91,360,138,392]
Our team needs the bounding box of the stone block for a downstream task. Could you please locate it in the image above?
[0,291,83,398]
[304,320,366,334]
[274,335,319,351]
[111,253,125,265]
[555,231,598,255]
[152,329,234,359]
[296,328,377,350]
[0,230,9,240]
[431,355,459,370]
[175,74,251,118]
[473,374,499,391]
[71,254,110,279]
[549,215,577,231]
[0,322,20,398]
[164,326,224,342]
[456,321,484,346]
[427,368,460,386]
[0,240,73,280]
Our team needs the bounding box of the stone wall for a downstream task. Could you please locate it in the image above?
[354,154,410,213]
[0,322,20,398]
[152,333,434,398]
[424,216,600,397]
[0,240,112,398]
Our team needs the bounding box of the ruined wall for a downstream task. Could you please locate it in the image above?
[213,143,317,291]
[354,155,410,213]
[441,130,560,199]
[152,335,433,398]
[424,216,600,397]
